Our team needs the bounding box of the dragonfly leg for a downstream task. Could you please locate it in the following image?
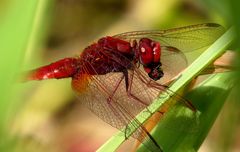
[107,75,125,104]
[146,80,197,111]
[122,70,167,116]
[123,70,152,109]
[122,71,164,151]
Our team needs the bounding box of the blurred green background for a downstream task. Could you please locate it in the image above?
[0,0,239,152]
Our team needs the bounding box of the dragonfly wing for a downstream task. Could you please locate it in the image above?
[71,67,163,151]
[159,46,188,84]
[114,23,224,53]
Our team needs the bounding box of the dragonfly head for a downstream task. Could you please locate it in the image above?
[138,38,163,80]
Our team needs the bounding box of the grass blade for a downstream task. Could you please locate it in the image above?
[0,0,53,151]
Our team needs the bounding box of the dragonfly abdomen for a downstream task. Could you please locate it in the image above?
[26,58,79,81]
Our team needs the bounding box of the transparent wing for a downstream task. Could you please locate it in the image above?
[114,23,225,53]
[158,46,188,84]
[71,58,164,151]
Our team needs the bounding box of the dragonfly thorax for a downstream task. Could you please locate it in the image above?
[76,36,164,80]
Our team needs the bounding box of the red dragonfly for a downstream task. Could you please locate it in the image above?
[25,23,224,152]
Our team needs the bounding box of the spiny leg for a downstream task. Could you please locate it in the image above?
[146,80,196,111]
[123,70,166,117]
[107,75,124,104]
[123,70,152,108]
[123,70,163,151]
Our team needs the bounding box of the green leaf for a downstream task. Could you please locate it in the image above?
[0,0,53,151]
[97,27,234,152]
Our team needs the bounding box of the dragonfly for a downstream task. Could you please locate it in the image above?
[25,23,225,152]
